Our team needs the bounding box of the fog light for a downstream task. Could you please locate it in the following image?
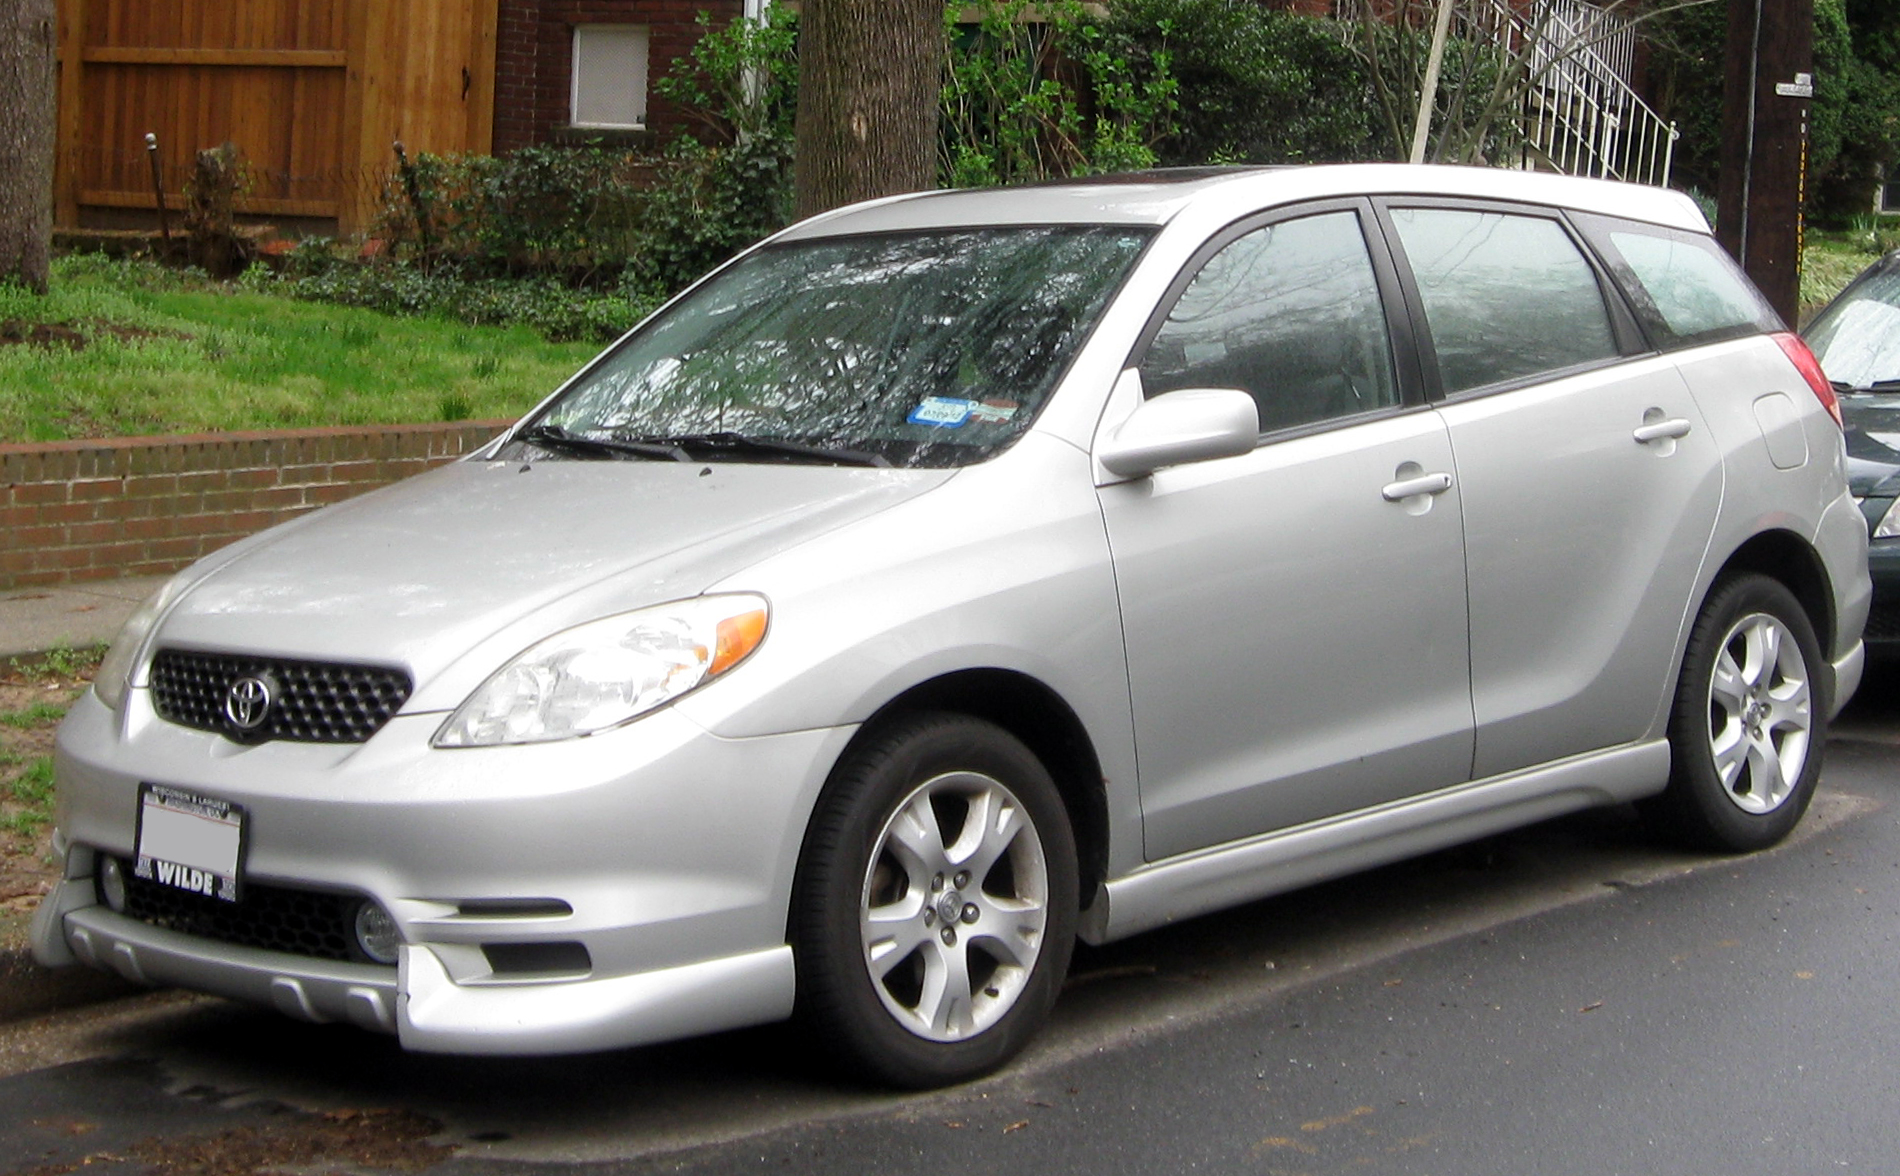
[353,901,401,965]
[98,856,127,913]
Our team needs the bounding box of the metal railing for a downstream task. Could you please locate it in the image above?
[1334,0,1679,187]
[1501,0,1679,186]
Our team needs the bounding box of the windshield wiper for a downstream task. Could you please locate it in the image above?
[625,431,892,468]
[516,424,690,462]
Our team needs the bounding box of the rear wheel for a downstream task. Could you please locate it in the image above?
[1647,573,1826,851]
[792,713,1078,1088]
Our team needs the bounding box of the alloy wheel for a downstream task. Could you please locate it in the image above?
[858,771,1049,1042]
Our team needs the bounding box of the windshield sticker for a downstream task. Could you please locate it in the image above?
[908,398,977,427]
[970,399,1019,424]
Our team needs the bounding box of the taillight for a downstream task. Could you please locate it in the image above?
[1772,332,1843,427]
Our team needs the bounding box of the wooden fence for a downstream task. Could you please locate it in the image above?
[55,0,498,233]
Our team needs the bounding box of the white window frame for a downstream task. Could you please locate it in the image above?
[569,24,650,130]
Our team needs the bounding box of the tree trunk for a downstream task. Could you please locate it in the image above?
[793,0,943,221]
[0,0,56,294]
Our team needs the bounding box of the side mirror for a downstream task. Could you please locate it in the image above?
[1096,386,1261,479]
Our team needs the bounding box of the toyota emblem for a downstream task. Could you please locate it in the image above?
[224,675,276,732]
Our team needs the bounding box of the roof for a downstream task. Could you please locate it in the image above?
[777,163,1710,241]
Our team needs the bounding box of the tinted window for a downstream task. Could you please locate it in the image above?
[531,227,1151,468]
[1140,210,1399,434]
[1390,207,1618,394]
[1573,214,1779,348]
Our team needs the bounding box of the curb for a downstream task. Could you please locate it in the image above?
[0,945,141,1024]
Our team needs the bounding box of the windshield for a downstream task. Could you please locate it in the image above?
[1806,261,1900,390]
[511,226,1152,467]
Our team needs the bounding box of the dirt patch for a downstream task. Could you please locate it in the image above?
[1,656,99,937]
[0,319,186,351]
[19,1107,455,1176]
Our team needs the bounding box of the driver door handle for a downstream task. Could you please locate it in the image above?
[1381,472,1454,501]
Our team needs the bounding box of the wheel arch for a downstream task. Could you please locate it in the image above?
[1708,528,1837,660]
[807,668,1112,920]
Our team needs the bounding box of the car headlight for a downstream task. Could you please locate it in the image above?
[93,575,188,711]
[1877,498,1900,540]
[433,594,769,747]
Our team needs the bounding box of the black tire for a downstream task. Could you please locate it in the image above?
[790,712,1079,1089]
[1645,573,1828,852]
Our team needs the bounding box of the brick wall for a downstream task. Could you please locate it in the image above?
[0,422,512,591]
[492,0,746,154]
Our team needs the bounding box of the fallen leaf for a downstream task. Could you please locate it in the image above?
[1795,971,1815,980]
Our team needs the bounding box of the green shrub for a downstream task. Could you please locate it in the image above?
[941,0,1181,187]
[378,147,651,282]
[1104,0,1374,165]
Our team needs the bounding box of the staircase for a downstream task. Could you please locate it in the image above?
[1336,0,1680,187]
[1500,0,1679,187]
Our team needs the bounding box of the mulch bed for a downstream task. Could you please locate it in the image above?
[0,320,183,351]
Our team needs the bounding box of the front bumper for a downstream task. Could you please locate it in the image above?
[33,688,852,1054]
[1864,536,1900,647]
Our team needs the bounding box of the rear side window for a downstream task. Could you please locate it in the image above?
[1573,214,1779,347]
[1388,207,1619,395]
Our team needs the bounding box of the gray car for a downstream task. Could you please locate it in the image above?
[33,164,1869,1087]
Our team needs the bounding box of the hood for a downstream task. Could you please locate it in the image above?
[1842,394,1900,496]
[153,458,954,692]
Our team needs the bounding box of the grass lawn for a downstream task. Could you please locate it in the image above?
[1801,229,1888,324]
[0,256,604,444]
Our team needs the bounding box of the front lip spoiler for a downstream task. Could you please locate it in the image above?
[54,899,798,1055]
[63,905,400,1033]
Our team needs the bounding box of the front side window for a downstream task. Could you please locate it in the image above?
[521,226,1151,467]
[1139,210,1400,434]
[1390,207,1619,395]
[572,25,649,128]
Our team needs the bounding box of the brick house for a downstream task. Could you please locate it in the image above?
[492,0,751,155]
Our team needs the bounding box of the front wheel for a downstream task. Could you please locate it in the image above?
[791,713,1078,1088]
[1646,573,1827,852]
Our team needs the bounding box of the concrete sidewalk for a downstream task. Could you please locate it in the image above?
[0,576,170,661]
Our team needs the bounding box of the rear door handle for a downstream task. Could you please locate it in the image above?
[1633,418,1692,444]
[1381,472,1454,501]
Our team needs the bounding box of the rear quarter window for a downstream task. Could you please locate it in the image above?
[1573,214,1780,348]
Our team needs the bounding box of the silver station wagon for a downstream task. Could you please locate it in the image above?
[35,165,1869,1087]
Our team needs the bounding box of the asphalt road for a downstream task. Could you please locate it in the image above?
[5,671,1900,1175]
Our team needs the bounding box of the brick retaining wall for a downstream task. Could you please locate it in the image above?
[0,421,512,591]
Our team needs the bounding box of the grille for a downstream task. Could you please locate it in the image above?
[113,865,381,966]
[149,649,411,743]
[1864,599,1900,643]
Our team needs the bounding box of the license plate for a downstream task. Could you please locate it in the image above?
[134,784,247,902]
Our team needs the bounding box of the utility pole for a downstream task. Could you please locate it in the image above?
[1715,0,1814,325]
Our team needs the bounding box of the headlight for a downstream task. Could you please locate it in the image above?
[93,576,187,711]
[433,594,769,747]
[1877,498,1900,540]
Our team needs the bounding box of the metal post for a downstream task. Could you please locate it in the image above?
[144,133,171,244]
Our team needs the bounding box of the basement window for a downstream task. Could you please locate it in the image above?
[570,25,649,129]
